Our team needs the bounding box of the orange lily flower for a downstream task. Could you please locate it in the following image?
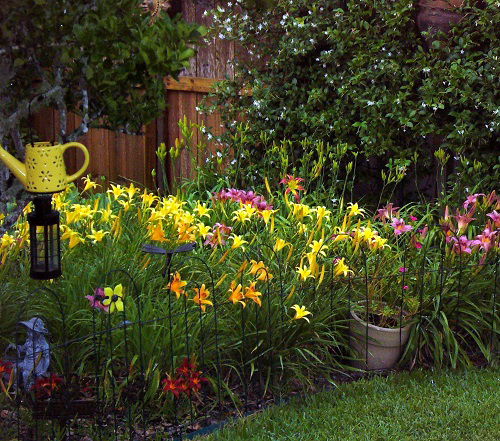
[244,282,262,307]
[167,272,188,299]
[192,284,213,312]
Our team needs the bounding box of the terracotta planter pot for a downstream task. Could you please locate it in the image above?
[349,308,412,370]
[416,0,465,47]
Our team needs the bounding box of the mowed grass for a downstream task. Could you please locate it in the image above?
[195,369,500,441]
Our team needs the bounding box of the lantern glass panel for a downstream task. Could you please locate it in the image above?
[28,196,61,280]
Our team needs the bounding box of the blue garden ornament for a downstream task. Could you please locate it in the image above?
[11,317,51,389]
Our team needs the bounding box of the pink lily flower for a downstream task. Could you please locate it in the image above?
[463,193,484,210]
[484,191,498,208]
[454,210,476,233]
[391,218,413,235]
[451,236,473,255]
[280,175,305,202]
[374,203,400,222]
[486,210,500,228]
[470,224,497,253]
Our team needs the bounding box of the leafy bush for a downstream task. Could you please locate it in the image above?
[202,0,499,191]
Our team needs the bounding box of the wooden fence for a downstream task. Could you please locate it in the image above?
[32,1,238,190]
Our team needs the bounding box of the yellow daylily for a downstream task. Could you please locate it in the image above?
[230,234,248,250]
[297,264,314,281]
[108,184,125,200]
[196,223,211,239]
[102,284,124,313]
[369,236,390,250]
[314,206,331,227]
[347,202,365,218]
[260,209,276,224]
[82,175,98,192]
[141,191,158,208]
[194,202,211,218]
[274,238,290,252]
[309,239,328,257]
[232,204,256,223]
[334,258,354,278]
[61,227,84,248]
[291,304,312,322]
[99,205,116,223]
[126,183,138,200]
[191,284,213,312]
[87,229,109,244]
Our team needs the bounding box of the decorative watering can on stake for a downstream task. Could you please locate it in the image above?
[0,139,89,279]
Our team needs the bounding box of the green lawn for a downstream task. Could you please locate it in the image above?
[194,369,500,441]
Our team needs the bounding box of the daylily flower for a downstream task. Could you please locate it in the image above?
[391,218,413,235]
[61,227,84,248]
[368,236,389,250]
[82,175,98,192]
[230,234,248,250]
[314,206,331,227]
[141,191,158,207]
[99,205,116,223]
[291,203,313,220]
[291,305,312,323]
[31,374,64,399]
[232,204,256,223]
[280,175,305,202]
[409,215,418,221]
[166,272,188,299]
[194,202,211,218]
[309,239,328,257]
[85,287,109,312]
[249,260,272,281]
[333,258,353,278]
[204,223,232,248]
[470,224,497,253]
[162,376,182,398]
[274,238,290,252]
[214,189,273,211]
[297,264,314,281]
[450,236,473,255]
[260,209,276,224]
[347,202,365,218]
[102,284,125,313]
[192,284,213,312]
[126,183,138,200]
[108,184,125,200]
[486,210,500,228]
[244,282,262,306]
[150,224,167,242]
[454,210,476,233]
[374,203,400,221]
[228,281,245,307]
[86,228,109,244]
[196,223,211,239]
[463,193,484,210]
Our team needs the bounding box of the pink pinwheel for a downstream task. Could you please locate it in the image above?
[85,287,109,312]
[391,218,413,235]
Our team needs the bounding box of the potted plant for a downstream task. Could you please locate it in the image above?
[335,205,427,370]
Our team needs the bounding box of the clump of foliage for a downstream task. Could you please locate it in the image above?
[0,0,204,199]
[202,0,499,192]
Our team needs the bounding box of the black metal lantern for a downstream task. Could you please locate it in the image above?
[28,195,62,280]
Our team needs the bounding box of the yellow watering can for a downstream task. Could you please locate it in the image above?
[0,142,89,193]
